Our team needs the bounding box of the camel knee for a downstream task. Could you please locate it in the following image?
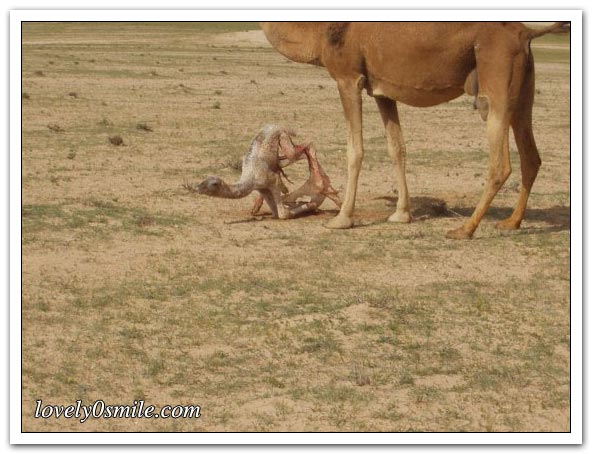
[346,145,364,168]
[531,155,542,172]
[489,166,512,189]
[387,138,406,162]
[521,156,541,189]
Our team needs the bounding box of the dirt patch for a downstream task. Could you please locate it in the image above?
[20,22,571,433]
[213,30,272,48]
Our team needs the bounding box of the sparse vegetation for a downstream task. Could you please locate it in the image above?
[108,135,124,146]
[21,22,570,433]
[47,123,64,133]
[136,122,153,132]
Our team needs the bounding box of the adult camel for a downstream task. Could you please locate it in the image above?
[260,22,569,238]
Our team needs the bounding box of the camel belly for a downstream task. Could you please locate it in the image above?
[367,79,464,107]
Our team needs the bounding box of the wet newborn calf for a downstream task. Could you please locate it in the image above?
[185,124,299,219]
[186,124,341,219]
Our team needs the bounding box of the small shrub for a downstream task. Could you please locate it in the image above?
[98,118,113,127]
[108,135,124,146]
[136,122,153,132]
[135,215,155,227]
[47,123,64,133]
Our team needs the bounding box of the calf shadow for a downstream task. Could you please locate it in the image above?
[376,196,570,233]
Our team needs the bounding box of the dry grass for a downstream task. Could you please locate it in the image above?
[21,22,570,432]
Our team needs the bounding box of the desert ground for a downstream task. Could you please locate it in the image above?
[21,22,570,432]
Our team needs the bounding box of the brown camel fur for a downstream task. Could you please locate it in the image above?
[260,21,570,238]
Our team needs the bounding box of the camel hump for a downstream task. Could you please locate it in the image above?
[327,22,350,47]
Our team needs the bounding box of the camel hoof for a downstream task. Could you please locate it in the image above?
[325,215,353,229]
[388,210,412,223]
[446,226,473,240]
[495,218,521,230]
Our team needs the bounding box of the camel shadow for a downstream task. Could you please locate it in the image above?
[375,196,570,233]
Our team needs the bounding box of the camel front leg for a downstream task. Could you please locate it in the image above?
[326,77,364,229]
[375,97,411,223]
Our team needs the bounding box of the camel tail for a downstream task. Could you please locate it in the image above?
[527,22,570,39]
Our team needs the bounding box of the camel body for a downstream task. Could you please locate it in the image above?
[260,21,569,237]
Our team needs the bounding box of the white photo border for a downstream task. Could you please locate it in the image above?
[10,9,582,445]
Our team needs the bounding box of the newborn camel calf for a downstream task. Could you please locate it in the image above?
[185,124,341,219]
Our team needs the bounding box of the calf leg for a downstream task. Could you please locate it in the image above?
[288,198,323,217]
[269,183,291,220]
[258,189,279,218]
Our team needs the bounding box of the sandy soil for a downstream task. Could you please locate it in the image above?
[20,22,571,433]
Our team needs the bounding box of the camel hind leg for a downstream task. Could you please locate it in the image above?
[447,41,527,239]
[496,52,541,230]
[375,97,412,223]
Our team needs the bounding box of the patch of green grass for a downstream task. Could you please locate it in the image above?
[374,401,404,422]
[145,356,166,378]
[412,385,442,403]
[22,200,188,241]
[399,370,415,386]
[470,365,530,391]
[309,384,370,404]
[22,203,64,220]
[298,334,341,356]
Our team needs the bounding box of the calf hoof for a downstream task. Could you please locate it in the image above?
[446,226,473,240]
[325,214,353,229]
[495,218,521,230]
[388,210,412,224]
